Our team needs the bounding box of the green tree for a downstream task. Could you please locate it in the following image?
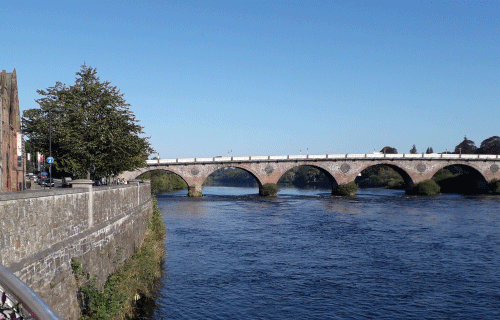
[454,136,476,154]
[380,146,397,154]
[426,147,434,154]
[22,65,153,179]
[410,145,417,154]
[477,136,500,154]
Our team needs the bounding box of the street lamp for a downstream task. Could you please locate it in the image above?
[48,108,63,188]
[21,117,25,190]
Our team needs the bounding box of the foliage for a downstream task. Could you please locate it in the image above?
[477,136,500,154]
[454,136,476,154]
[409,145,417,154]
[203,167,257,187]
[433,166,488,194]
[278,166,331,188]
[489,179,500,194]
[260,183,279,196]
[355,165,404,189]
[75,196,165,319]
[426,147,434,154]
[334,181,358,197]
[380,146,397,154]
[432,168,458,183]
[407,179,440,196]
[137,170,187,193]
[22,65,154,179]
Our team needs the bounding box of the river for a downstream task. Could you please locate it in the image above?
[151,187,500,319]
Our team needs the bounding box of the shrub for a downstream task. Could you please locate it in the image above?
[260,183,279,196]
[489,179,500,194]
[335,181,358,197]
[407,179,440,196]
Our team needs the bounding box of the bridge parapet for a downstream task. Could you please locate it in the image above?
[146,153,500,166]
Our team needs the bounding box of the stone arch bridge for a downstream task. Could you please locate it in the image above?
[118,153,500,196]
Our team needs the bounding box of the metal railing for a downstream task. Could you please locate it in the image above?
[146,153,500,165]
[0,264,62,320]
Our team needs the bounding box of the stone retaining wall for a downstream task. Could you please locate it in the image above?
[0,180,151,319]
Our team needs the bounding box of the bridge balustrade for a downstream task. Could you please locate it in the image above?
[460,154,478,159]
[384,154,399,158]
[251,156,268,160]
[307,154,325,159]
[269,155,287,160]
[482,155,498,159]
[346,154,366,158]
[145,153,500,166]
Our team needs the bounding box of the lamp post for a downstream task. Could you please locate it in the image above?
[48,108,63,188]
[21,117,25,191]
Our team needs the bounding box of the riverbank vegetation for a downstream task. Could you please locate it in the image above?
[204,167,258,187]
[278,166,331,188]
[334,181,358,197]
[137,170,187,193]
[355,166,404,189]
[260,183,279,196]
[73,196,165,319]
[407,179,441,196]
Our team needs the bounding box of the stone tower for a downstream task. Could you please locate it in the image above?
[0,69,23,191]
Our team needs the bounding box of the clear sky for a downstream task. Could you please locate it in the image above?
[2,0,499,158]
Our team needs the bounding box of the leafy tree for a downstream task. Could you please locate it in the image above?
[23,65,154,179]
[380,146,397,154]
[426,147,434,154]
[409,145,417,154]
[477,136,500,154]
[454,136,476,154]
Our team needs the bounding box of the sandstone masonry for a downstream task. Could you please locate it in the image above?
[0,69,23,192]
[0,181,151,319]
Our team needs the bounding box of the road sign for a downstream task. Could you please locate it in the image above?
[47,157,54,164]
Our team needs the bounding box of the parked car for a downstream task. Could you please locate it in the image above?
[40,178,54,188]
[62,177,72,188]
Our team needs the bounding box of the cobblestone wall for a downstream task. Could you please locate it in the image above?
[0,180,151,319]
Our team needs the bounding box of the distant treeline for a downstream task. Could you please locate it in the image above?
[137,170,187,194]
[381,135,500,155]
[203,168,258,187]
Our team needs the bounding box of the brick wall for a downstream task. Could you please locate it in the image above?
[0,181,152,319]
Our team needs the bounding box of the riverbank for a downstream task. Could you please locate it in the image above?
[76,196,166,319]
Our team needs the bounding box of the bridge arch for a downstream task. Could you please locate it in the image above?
[202,164,264,189]
[135,168,189,193]
[276,163,339,193]
[426,162,488,182]
[430,163,489,194]
[353,162,415,190]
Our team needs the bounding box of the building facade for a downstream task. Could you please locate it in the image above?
[0,69,23,191]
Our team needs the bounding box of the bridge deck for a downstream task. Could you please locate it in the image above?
[146,153,500,166]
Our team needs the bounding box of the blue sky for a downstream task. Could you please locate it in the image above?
[2,0,499,158]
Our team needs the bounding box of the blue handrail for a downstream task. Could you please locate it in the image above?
[0,264,62,320]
